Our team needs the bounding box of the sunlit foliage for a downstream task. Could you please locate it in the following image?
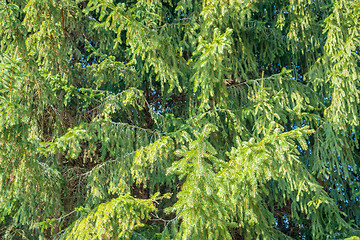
[1,0,360,239]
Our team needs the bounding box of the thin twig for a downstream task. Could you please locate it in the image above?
[151,212,178,224]
[79,151,137,177]
[110,121,161,135]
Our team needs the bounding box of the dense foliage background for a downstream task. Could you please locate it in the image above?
[1,0,360,239]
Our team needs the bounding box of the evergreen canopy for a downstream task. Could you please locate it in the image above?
[1,0,360,239]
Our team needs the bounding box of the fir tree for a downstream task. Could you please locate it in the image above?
[1,0,360,239]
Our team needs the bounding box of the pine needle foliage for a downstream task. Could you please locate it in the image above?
[1,0,360,239]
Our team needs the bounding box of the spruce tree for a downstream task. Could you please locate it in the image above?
[1,0,360,239]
